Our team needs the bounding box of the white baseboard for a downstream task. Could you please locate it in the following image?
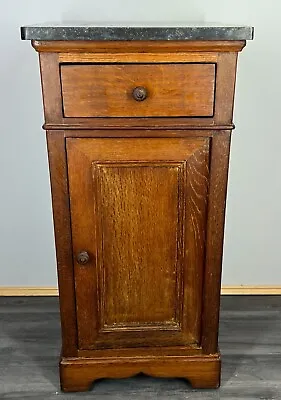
[0,286,281,296]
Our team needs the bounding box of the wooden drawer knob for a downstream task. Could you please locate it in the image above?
[132,86,148,101]
[77,251,90,265]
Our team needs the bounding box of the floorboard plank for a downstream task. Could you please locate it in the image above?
[0,296,280,399]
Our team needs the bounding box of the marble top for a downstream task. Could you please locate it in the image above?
[21,23,254,41]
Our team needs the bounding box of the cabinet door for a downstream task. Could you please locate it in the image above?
[67,137,209,350]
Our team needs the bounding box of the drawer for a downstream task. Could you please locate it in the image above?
[60,63,216,118]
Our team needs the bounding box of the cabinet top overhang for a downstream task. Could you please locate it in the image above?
[21,23,254,41]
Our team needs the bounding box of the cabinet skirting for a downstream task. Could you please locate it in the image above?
[60,353,221,391]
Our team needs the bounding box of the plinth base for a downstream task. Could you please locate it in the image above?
[60,353,221,392]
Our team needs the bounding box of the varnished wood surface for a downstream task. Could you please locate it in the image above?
[59,52,218,63]
[66,137,209,350]
[46,131,77,357]
[214,53,238,124]
[34,39,246,390]
[202,131,231,354]
[43,123,235,131]
[60,354,220,391]
[32,40,246,53]
[0,296,280,399]
[37,40,240,128]
[95,162,182,327]
[39,54,62,124]
[60,63,215,118]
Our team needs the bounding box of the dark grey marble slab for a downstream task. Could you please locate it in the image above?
[21,23,254,41]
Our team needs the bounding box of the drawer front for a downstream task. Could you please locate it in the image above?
[60,63,215,118]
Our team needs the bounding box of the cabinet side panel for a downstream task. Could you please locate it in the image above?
[39,53,63,124]
[46,131,77,356]
[201,131,231,354]
[214,53,238,124]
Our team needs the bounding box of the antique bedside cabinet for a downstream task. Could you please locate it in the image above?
[21,24,253,392]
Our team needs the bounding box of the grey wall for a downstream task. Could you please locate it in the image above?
[0,0,280,286]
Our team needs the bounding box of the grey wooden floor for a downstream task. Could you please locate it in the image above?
[0,296,280,400]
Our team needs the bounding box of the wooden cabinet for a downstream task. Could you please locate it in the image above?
[24,34,250,392]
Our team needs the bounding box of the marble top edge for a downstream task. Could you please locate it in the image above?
[21,24,254,41]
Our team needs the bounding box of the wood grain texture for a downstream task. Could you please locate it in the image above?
[67,137,209,350]
[60,63,215,118]
[77,345,202,358]
[63,129,217,137]
[59,52,218,63]
[45,122,235,131]
[184,142,209,342]
[215,52,238,125]
[1,296,281,398]
[32,40,246,53]
[36,41,241,129]
[46,131,77,357]
[29,38,247,392]
[38,54,62,124]
[94,161,183,329]
[201,131,232,354]
[60,354,220,392]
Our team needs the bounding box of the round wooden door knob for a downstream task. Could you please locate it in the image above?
[132,86,148,101]
[77,251,90,265]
